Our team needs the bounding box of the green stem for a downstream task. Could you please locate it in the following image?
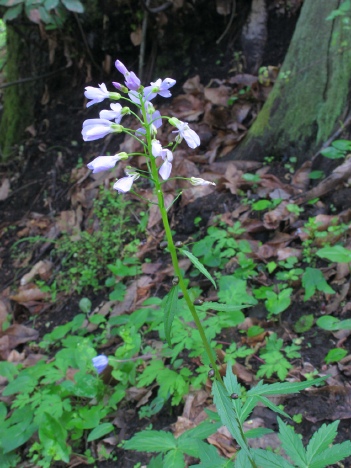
[140,103,222,384]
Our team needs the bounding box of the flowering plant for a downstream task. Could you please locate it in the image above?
[82,61,350,468]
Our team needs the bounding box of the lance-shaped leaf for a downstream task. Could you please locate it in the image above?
[164,285,179,347]
[246,376,327,398]
[179,248,217,289]
[252,448,293,468]
[306,420,339,464]
[212,381,253,461]
[277,417,307,467]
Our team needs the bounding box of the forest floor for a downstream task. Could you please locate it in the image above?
[1,9,351,468]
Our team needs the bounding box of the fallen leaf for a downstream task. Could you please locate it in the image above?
[204,86,230,107]
[183,75,204,94]
[0,179,10,201]
[1,324,39,348]
[20,260,53,286]
[10,286,50,302]
[130,27,142,46]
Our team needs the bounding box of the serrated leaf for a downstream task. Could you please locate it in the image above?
[309,441,351,468]
[234,449,253,467]
[256,396,291,419]
[87,423,113,442]
[164,285,179,347]
[252,448,293,468]
[306,420,339,464]
[178,421,222,444]
[179,248,217,289]
[60,0,84,13]
[302,268,335,301]
[277,417,307,467]
[244,428,274,438]
[204,408,221,421]
[124,430,176,452]
[240,397,258,424]
[246,377,327,397]
[162,449,184,468]
[3,3,23,20]
[212,381,253,461]
[223,363,242,418]
[148,453,163,468]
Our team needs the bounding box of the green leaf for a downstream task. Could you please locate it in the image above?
[178,421,222,444]
[87,423,114,442]
[60,0,84,13]
[198,302,248,312]
[244,428,274,438]
[3,375,32,396]
[79,297,91,314]
[316,316,340,331]
[204,408,221,421]
[309,171,324,179]
[192,441,230,468]
[294,314,314,333]
[124,430,176,452]
[246,377,327,397]
[0,361,18,382]
[252,448,292,468]
[39,413,70,463]
[234,449,253,467]
[148,453,164,468]
[44,0,59,8]
[212,381,253,460]
[306,420,339,464]
[324,348,347,364]
[252,200,272,211]
[320,146,345,159]
[2,422,38,453]
[332,139,351,151]
[265,289,292,316]
[242,173,261,182]
[0,0,22,5]
[162,449,185,468]
[309,441,351,468]
[3,3,23,20]
[256,396,290,419]
[277,417,307,467]
[164,285,179,347]
[180,248,217,289]
[302,268,335,301]
[316,245,351,264]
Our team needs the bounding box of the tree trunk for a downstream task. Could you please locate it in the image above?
[230,0,351,165]
[0,25,35,159]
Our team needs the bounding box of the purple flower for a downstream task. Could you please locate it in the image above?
[99,103,130,123]
[159,149,173,180]
[92,355,108,374]
[87,153,128,173]
[82,118,122,141]
[113,174,139,193]
[171,119,200,149]
[112,82,129,93]
[190,177,216,186]
[115,60,128,75]
[136,110,162,136]
[151,139,163,157]
[144,78,176,100]
[115,60,141,92]
[84,83,110,108]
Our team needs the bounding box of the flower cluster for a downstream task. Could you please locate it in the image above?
[82,59,214,193]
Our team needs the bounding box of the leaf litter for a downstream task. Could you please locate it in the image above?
[1,64,351,468]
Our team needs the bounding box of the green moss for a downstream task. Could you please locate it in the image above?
[233,0,351,164]
[0,25,34,159]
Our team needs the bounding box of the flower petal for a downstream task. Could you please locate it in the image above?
[159,159,172,180]
[113,176,135,193]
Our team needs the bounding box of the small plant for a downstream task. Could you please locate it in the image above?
[320,139,351,159]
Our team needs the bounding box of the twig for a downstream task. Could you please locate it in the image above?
[216,0,236,45]
[73,12,103,74]
[139,0,172,14]
[139,0,150,82]
[0,65,71,90]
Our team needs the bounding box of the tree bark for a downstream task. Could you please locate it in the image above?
[230,0,351,165]
[0,25,35,159]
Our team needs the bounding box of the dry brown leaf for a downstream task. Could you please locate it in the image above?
[0,335,10,360]
[291,161,311,191]
[1,324,39,349]
[10,285,51,302]
[263,201,292,230]
[301,386,351,422]
[183,75,204,94]
[0,179,10,201]
[130,27,142,46]
[170,94,204,121]
[25,124,37,137]
[277,248,302,261]
[325,282,349,315]
[148,193,174,228]
[22,354,46,367]
[204,85,230,107]
[141,262,162,274]
[20,260,53,286]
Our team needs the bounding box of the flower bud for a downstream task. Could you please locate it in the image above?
[174,241,184,248]
[169,117,181,127]
[111,124,123,133]
[109,92,121,100]
[147,104,156,115]
[231,393,239,399]
[160,241,168,249]
[172,277,179,285]
[121,107,131,115]
[190,177,216,186]
[117,152,128,160]
[208,369,215,378]
[193,299,204,306]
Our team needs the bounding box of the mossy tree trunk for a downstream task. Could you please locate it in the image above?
[231,0,351,165]
[0,25,35,159]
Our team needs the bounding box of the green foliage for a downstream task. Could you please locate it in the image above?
[324,348,348,364]
[317,315,351,331]
[302,268,335,301]
[294,314,314,333]
[0,0,83,26]
[320,139,351,159]
[257,334,299,381]
[264,288,293,318]
[316,245,351,263]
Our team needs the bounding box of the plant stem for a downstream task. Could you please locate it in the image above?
[140,100,223,384]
